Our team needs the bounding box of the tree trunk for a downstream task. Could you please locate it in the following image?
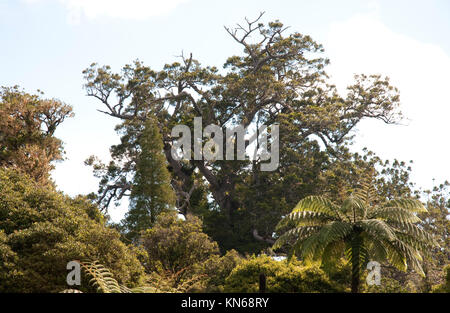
[351,259,360,293]
[351,233,361,293]
[259,273,266,293]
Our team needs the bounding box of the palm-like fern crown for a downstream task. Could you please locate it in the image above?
[274,178,439,275]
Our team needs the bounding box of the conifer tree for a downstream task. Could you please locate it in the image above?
[122,118,176,242]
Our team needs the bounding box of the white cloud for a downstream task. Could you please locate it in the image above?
[325,12,450,190]
[24,0,190,23]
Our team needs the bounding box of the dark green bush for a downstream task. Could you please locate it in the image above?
[0,168,145,292]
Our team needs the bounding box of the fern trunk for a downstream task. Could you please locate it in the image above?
[351,232,361,293]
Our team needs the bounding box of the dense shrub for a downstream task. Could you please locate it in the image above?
[140,212,242,292]
[366,276,412,293]
[191,249,242,292]
[140,212,219,274]
[0,230,22,288]
[223,255,343,293]
[0,168,145,292]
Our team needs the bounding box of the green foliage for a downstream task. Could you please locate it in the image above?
[121,118,176,242]
[274,176,438,292]
[0,168,145,293]
[61,260,159,293]
[2,14,447,294]
[419,183,450,290]
[432,265,450,293]
[223,255,343,293]
[191,249,242,292]
[140,212,241,292]
[366,276,412,293]
[0,230,22,288]
[0,86,73,184]
[141,212,219,273]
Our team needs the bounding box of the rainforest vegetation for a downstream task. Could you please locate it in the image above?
[0,15,448,293]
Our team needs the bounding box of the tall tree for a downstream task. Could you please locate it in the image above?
[0,86,73,184]
[273,178,438,293]
[121,118,176,242]
[83,13,402,252]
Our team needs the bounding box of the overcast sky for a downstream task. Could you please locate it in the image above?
[1,0,449,222]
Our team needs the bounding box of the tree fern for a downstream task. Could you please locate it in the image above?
[273,178,438,293]
[60,260,159,293]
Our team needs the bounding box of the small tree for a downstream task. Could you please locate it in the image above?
[274,179,438,293]
[0,86,73,184]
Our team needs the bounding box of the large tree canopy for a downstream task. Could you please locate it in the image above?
[83,14,402,253]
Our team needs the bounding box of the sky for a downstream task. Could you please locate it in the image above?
[1,0,449,222]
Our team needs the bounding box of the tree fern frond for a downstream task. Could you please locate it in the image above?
[300,221,352,262]
[383,240,408,272]
[390,239,425,276]
[382,199,427,213]
[292,196,340,218]
[129,286,160,293]
[394,232,435,254]
[119,285,133,293]
[363,236,387,262]
[369,207,421,223]
[60,260,160,293]
[392,222,439,247]
[326,221,353,241]
[354,175,377,205]
[284,210,334,226]
[60,289,83,293]
[275,210,331,231]
[321,240,345,269]
[342,196,366,222]
[298,232,322,261]
[80,261,121,293]
[358,219,397,241]
[273,226,320,250]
